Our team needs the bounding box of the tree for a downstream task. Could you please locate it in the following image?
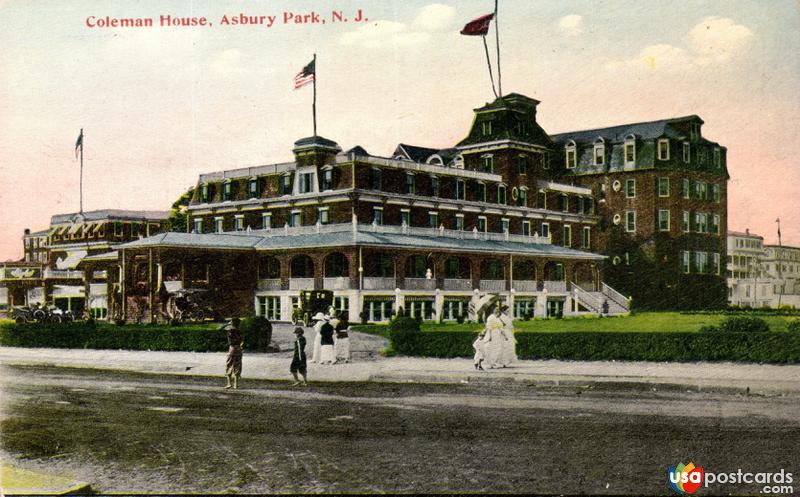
[168,187,194,232]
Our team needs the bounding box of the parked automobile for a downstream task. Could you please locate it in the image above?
[171,288,222,323]
[292,290,335,326]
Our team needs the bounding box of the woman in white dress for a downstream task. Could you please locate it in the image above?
[483,305,507,368]
[309,312,326,363]
[499,305,517,367]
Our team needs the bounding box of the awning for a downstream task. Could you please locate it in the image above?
[55,250,88,270]
[92,222,104,234]
[67,223,83,235]
[55,225,68,236]
[49,227,59,237]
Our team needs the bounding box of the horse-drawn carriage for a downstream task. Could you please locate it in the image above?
[292,290,336,326]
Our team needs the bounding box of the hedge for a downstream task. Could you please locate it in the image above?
[0,318,273,352]
[390,330,800,363]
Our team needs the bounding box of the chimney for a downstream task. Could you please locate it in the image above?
[745,228,749,235]
[24,228,30,235]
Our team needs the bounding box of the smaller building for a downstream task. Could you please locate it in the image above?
[726,229,800,308]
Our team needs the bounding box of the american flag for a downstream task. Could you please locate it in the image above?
[294,59,315,89]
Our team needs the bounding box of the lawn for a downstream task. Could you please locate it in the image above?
[354,312,799,334]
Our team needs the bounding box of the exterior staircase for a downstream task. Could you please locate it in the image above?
[571,282,630,315]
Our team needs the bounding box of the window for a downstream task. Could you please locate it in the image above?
[280,173,293,195]
[248,178,258,198]
[430,176,439,197]
[538,190,547,209]
[518,188,528,207]
[712,253,720,275]
[577,196,585,214]
[658,177,670,197]
[429,211,439,229]
[695,181,707,200]
[712,214,720,234]
[405,173,416,195]
[193,218,203,234]
[690,123,700,141]
[131,223,140,238]
[560,194,569,212]
[318,207,331,225]
[477,216,487,232]
[262,212,272,229]
[682,211,690,232]
[482,120,492,136]
[455,179,465,200]
[200,183,210,202]
[658,210,670,231]
[683,142,690,163]
[522,220,531,236]
[540,222,550,238]
[400,209,410,227]
[482,155,494,173]
[234,215,244,231]
[712,184,720,203]
[695,212,707,233]
[299,172,314,194]
[114,222,123,237]
[698,148,708,165]
[222,181,233,201]
[593,141,605,166]
[477,182,487,202]
[455,214,464,231]
[657,139,670,160]
[682,251,691,273]
[566,142,577,169]
[370,168,382,190]
[695,251,708,273]
[497,185,507,204]
[289,210,302,228]
[321,168,333,191]
[625,179,636,198]
[501,218,510,233]
[582,226,591,248]
[215,217,224,233]
[563,225,572,247]
[517,155,529,174]
[625,211,636,232]
[624,136,636,165]
[713,148,721,168]
[373,207,383,226]
[257,296,281,321]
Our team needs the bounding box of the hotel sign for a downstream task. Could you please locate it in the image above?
[1,267,42,280]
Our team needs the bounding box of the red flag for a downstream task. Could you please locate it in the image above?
[460,13,494,36]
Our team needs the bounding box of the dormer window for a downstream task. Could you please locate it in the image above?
[298,172,314,194]
[565,141,577,169]
[234,215,244,231]
[222,180,232,201]
[481,120,493,136]
[193,218,203,234]
[200,183,210,203]
[624,135,636,165]
[593,139,605,166]
[279,173,293,195]
[690,123,700,141]
[657,139,670,161]
[683,142,690,164]
[248,178,258,198]
[482,154,494,173]
[517,155,529,174]
[454,155,464,169]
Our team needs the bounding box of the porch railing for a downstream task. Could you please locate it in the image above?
[362,277,395,290]
[257,279,282,291]
[323,277,351,290]
[543,280,567,293]
[288,278,314,290]
[479,279,506,292]
[512,280,538,292]
[443,278,472,291]
[405,278,436,291]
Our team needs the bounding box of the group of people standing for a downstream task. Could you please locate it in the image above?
[473,304,517,370]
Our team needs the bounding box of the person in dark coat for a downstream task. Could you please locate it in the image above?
[224,317,243,389]
[290,327,308,386]
[319,321,335,364]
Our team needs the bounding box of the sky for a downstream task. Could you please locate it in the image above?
[0,0,798,260]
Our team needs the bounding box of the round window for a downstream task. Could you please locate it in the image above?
[612,180,622,191]
[613,214,621,225]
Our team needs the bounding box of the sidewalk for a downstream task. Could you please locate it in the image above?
[2,345,799,394]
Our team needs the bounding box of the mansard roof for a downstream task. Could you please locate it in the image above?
[550,115,704,145]
[456,93,554,149]
[394,143,440,162]
[51,209,169,225]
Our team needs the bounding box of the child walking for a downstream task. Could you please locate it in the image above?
[473,329,487,371]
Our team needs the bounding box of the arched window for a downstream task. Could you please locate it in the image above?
[481,259,503,280]
[624,134,637,165]
[258,256,280,279]
[565,140,577,169]
[290,255,314,278]
[497,184,507,204]
[324,253,348,278]
[406,255,429,278]
[593,138,605,166]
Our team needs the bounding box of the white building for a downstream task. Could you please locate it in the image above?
[727,230,800,308]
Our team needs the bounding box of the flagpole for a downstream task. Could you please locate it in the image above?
[494,0,502,97]
[80,128,84,215]
[312,53,317,136]
[777,218,782,246]
[482,36,499,99]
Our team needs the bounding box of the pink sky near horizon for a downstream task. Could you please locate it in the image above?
[0,0,798,260]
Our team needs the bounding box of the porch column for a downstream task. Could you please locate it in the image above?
[278,254,291,291]
[313,253,325,290]
[346,249,359,290]
[469,256,481,291]
[82,262,92,320]
[395,253,407,290]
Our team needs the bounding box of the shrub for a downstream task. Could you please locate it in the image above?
[241,316,272,352]
[698,325,719,333]
[717,316,770,333]
[788,320,800,333]
[388,316,421,354]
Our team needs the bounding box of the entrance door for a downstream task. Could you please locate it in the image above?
[546,299,564,318]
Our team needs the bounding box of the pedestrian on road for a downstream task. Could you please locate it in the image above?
[483,305,507,369]
[499,305,517,367]
[223,317,243,389]
[290,327,308,386]
[473,330,486,370]
[310,312,326,363]
[319,320,335,364]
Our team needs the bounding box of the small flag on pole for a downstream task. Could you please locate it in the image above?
[460,13,494,36]
[74,130,83,159]
[294,59,315,89]
[776,218,782,245]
